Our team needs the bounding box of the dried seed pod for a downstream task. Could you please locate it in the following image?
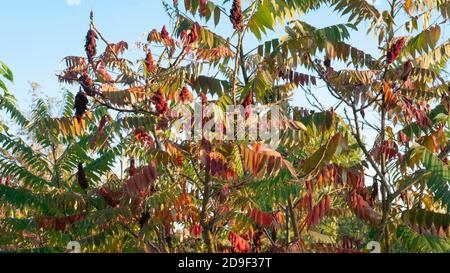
[180,86,193,103]
[85,29,98,63]
[78,73,96,96]
[74,91,88,121]
[77,163,89,190]
[151,89,169,115]
[230,0,244,31]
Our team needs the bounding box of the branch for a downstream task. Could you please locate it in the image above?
[344,105,389,194]
[231,31,244,105]
[93,97,157,116]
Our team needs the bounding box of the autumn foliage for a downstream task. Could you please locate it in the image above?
[0,0,449,253]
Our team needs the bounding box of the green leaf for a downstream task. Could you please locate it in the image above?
[421,148,450,211]
[301,133,342,177]
[0,61,14,83]
[214,6,221,26]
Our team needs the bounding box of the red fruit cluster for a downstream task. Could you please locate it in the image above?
[387,37,405,64]
[179,86,193,103]
[77,163,89,190]
[151,89,169,115]
[74,91,88,121]
[230,0,244,31]
[145,50,154,74]
[78,73,96,96]
[85,29,98,62]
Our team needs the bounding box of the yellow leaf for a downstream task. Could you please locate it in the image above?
[404,0,412,16]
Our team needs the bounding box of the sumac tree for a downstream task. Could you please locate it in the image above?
[0,0,449,253]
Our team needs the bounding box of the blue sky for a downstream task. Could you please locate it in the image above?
[0,0,383,107]
[1,0,169,106]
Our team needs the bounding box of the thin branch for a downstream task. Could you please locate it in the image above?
[231,31,244,105]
